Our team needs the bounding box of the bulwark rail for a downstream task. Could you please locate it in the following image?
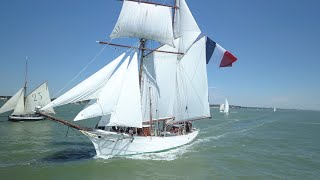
[38,112,92,131]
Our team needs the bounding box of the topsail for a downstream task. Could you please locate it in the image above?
[111,0,174,46]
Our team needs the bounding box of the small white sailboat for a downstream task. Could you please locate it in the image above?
[273,107,276,112]
[224,98,230,115]
[219,104,225,112]
[0,59,55,121]
[40,0,237,157]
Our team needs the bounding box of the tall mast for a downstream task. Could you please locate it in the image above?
[138,38,146,87]
[172,0,177,33]
[24,56,28,95]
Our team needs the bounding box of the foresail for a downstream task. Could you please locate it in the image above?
[108,53,142,128]
[74,56,130,121]
[110,0,174,46]
[141,44,178,122]
[41,53,125,111]
[173,37,210,122]
[12,89,26,115]
[174,0,201,53]
[0,88,24,114]
[25,82,55,114]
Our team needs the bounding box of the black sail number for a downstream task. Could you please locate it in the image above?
[32,93,43,102]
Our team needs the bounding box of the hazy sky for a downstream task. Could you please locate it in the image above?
[0,0,319,110]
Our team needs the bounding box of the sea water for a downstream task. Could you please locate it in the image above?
[0,101,319,179]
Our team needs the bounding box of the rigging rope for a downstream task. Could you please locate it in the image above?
[53,39,114,98]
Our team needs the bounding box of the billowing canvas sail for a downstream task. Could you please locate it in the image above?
[141,44,178,122]
[12,89,26,115]
[110,1,174,46]
[174,0,201,53]
[108,53,142,128]
[25,82,55,114]
[42,53,125,111]
[173,37,210,122]
[0,88,24,114]
[74,56,130,121]
[97,114,111,127]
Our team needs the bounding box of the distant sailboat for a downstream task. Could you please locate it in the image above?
[219,104,225,112]
[0,59,54,121]
[39,0,237,157]
[224,99,229,115]
[273,107,276,112]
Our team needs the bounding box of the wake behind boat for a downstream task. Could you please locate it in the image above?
[40,0,237,157]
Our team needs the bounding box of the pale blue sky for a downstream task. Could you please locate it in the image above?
[0,0,319,110]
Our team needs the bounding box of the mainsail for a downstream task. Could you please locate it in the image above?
[224,99,229,114]
[42,53,125,111]
[173,36,210,122]
[110,0,174,46]
[141,42,179,122]
[25,82,55,114]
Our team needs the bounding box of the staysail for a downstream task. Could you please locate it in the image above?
[25,82,55,114]
[74,55,130,121]
[0,88,24,114]
[110,0,174,46]
[108,53,142,128]
[12,89,26,116]
[41,53,125,111]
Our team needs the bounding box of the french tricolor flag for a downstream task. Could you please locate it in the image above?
[206,37,237,67]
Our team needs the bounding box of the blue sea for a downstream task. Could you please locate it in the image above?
[0,101,319,179]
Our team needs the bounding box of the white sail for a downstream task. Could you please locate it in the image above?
[108,53,142,128]
[74,56,130,121]
[174,0,201,53]
[224,99,229,114]
[110,1,174,46]
[42,53,125,111]
[141,44,178,122]
[219,104,225,112]
[0,88,24,114]
[173,37,210,122]
[12,89,26,115]
[97,114,111,127]
[25,82,55,114]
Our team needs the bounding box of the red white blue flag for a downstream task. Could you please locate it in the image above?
[206,37,237,67]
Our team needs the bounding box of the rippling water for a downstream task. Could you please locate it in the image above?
[0,101,319,179]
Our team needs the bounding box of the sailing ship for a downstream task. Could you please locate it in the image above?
[224,98,230,115]
[0,60,55,121]
[273,107,276,112]
[40,0,237,157]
